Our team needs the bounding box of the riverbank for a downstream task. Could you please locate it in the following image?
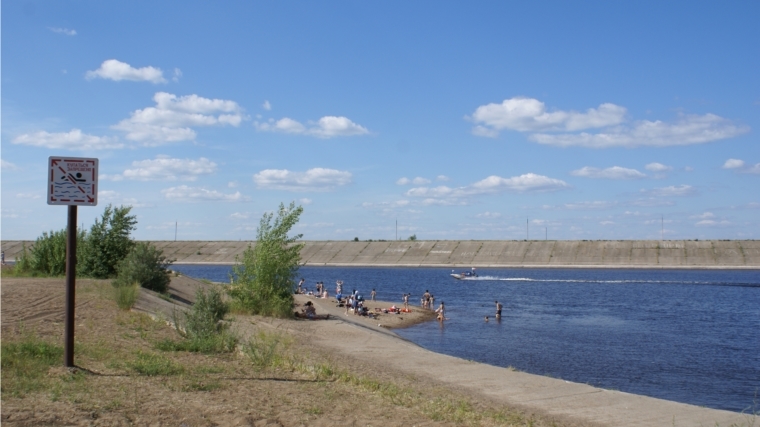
[3,239,759,268]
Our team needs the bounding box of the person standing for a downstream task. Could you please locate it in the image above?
[423,290,431,308]
[1,250,5,265]
[297,278,305,294]
[495,300,503,319]
[436,301,445,321]
[403,293,409,310]
[370,289,376,301]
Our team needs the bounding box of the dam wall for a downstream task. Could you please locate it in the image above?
[2,240,759,269]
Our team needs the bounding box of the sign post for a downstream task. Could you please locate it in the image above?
[48,156,98,368]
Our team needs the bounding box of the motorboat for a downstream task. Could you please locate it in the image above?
[450,268,478,280]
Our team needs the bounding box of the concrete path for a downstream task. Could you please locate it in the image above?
[284,296,756,427]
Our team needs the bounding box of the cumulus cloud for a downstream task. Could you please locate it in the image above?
[173,68,182,82]
[405,173,568,205]
[645,162,672,172]
[530,114,748,148]
[161,185,246,202]
[412,177,431,185]
[49,27,76,36]
[696,219,731,227]
[99,190,149,208]
[643,184,697,197]
[86,59,166,84]
[104,156,217,181]
[468,97,748,148]
[396,177,410,185]
[436,175,450,181]
[690,212,715,220]
[230,212,250,219]
[13,129,123,150]
[570,166,646,180]
[262,100,272,110]
[113,92,244,144]
[254,116,369,138]
[299,198,313,205]
[469,97,626,136]
[253,168,352,191]
[723,159,745,169]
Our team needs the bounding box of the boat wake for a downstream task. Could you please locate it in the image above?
[455,276,760,287]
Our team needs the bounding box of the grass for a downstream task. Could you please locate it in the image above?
[155,331,237,354]
[241,330,292,370]
[1,333,64,397]
[126,351,184,376]
[112,282,140,310]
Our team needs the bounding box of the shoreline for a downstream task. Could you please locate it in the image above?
[172,261,760,270]
[278,296,753,426]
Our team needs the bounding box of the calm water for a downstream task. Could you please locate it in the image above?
[171,264,760,412]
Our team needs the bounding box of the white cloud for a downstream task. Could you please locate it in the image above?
[544,201,618,210]
[723,158,745,169]
[230,212,250,219]
[645,162,672,172]
[690,212,715,220]
[49,27,76,36]
[173,68,182,82]
[12,129,123,150]
[436,175,450,181]
[253,168,353,191]
[530,113,748,148]
[106,156,217,181]
[113,92,244,144]
[161,185,246,202]
[405,173,569,205]
[99,190,150,208]
[1,159,19,170]
[722,158,760,174]
[412,177,431,185]
[468,97,626,136]
[86,59,166,84]
[643,184,697,197]
[299,198,313,205]
[696,219,731,227]
[396,177,410,185]
[600,221,615,226]
[262,100,272,110]
[570,166,646,180]
[228,181,238,188]
[476,211,502,218]
[254,116,369,138]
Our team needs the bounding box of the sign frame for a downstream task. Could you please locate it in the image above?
[48,156,99,206]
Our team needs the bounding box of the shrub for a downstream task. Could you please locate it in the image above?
[242,331,292,370]
[159,287,237,354]
[14,229,86,276]
[79,204,137,279]
[113,282,140,310]
[113,242,172,292]
[228,202,303,317]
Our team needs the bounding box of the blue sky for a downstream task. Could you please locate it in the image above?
[2,1,759,241]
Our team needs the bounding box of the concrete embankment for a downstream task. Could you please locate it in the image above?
[2,240,759,268]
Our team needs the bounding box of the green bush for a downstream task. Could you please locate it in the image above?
[160,287,237,354]
[242,331,292,370]
[113,242,172,292]
[79,204,137,279]
[113,282,140,310]
[228,201,303,317]
[14,229,86,276]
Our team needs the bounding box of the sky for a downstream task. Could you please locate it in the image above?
[2,1,759,241]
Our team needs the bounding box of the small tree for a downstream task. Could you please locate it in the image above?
[80,204,137,278]
[408,234,417,241]
[228,202,304,317]
[15,229,86,276]
[113,242,173,293]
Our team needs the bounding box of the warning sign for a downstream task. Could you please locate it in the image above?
[48,157,98,206]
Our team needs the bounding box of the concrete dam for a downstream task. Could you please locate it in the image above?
[3,240,759,269]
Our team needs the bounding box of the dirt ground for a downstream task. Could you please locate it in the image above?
[0,273,577,427]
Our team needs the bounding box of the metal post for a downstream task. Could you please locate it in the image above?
[175,221,177,241]
[64,205,77,367]
[526,218,529,240]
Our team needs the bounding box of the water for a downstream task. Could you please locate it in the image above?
[171,264,760,412]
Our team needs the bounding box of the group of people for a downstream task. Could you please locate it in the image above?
[296,278,330,299]
[420,289,436,309]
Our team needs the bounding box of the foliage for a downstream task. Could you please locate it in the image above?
[13,229,86,276]
[113,242,172,292]
[228,201,304,317]
[113,282,140,310]
[79,204,137,279]
[408,234,417,241]
[127,351,184,376]
[1,334,64,397]
[159,287,237,354]
[242,330,292,370]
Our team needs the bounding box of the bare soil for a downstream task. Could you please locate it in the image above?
[0,274,576,427]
